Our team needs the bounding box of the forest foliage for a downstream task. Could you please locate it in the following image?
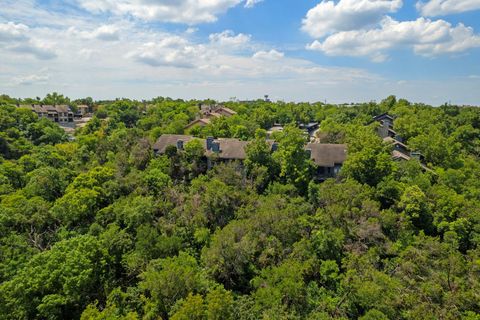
[0,94,479,319]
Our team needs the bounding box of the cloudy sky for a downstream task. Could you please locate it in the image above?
[1,0,480,105]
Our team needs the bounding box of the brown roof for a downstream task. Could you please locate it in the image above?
[29,105,73,114]
[55,105,73,113]
[184,118,211,130]
[153,135,205,153]
[383,137,408,149]
[31,105,48,113]
[43,105,58,112]
[207,112,222,119]
[217,107,237,116]
[206,138,249,160]
[392,150,411,161]
[306,143,347,167]
[153,135,248,160]
[154,135,348,164]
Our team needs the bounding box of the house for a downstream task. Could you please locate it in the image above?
[373,113,431,171]
[306,143,347,180]
[266,124,284,138]
[214,107,236,117]
[383,136,409,155]
[55,105,74,123]
[185,104,237,131]
[28,104,74,123]
[299,122,319,136]
[76,105,90,117]
[153,135,202,155]
[199,104,237,118]
[374,113,397,139]
[184,118,211,131]
[154,134,348,178]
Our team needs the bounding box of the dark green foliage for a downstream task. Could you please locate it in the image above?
[0,95,479,319]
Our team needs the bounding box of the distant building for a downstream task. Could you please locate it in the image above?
[374,113,397,139]
[373,113,431,171]
[267,122,319,141]
[185,104,237,131]
[184,118,212,131]
[26,104,74,123]
[266,124,284,138]
[76,105,90,117]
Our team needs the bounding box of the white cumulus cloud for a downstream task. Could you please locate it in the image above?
[0,22,57,60]
[302,0,403,38]
[417,0,480,16]
[126,36,211,68]
[209,30,252,49]
[307,17,480,61]
[68,24,121,41]
[252,49,284,60]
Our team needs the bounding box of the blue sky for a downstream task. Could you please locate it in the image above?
[1,0,480,105]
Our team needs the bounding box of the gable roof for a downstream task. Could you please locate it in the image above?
[55,105,73,113]
[392,150,411,161]
[153,135,204,153]
[184,118,211,130]
[306,143,347,167]
[217,106,237,116]
[373,113,394,122]
[383,136,408,149]
[206,138,249,160]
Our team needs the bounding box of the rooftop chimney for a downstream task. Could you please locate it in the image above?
[212,141,220,153]
[207,136,214,151]
[305,148,312,158]
[176,140,184,150]
[271,142,279,152]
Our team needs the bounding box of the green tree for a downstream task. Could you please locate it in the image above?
[140,252,208,317]
[0,235,111,319]
[272,125,311,192]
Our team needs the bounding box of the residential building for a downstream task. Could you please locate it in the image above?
[184,118,211,131]
[27,104,74,123]
[373,113,430,171]
[153,134,347,178]
[306,143,347,180]
[185,104,237,131]
[374,113,397,139]
[76,105,90,117]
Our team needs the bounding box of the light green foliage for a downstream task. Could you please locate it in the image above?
[342,125,394,186]
[170,294,206,320]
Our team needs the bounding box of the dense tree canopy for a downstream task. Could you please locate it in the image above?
[0,94,479,319]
